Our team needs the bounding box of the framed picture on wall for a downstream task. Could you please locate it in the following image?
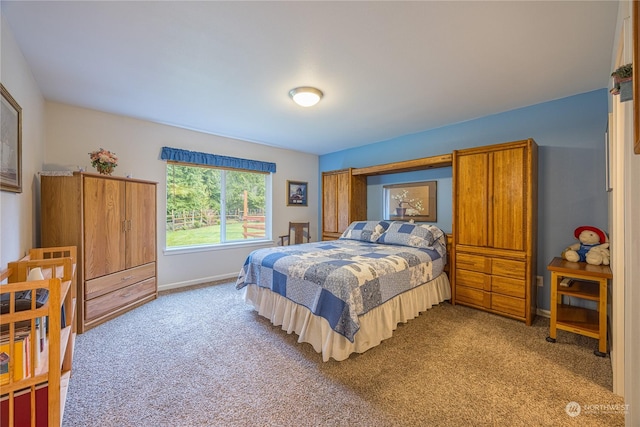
[383,181,437,222]
[1,83,22,193]
[287,180,308,206]
[634,0,640,154]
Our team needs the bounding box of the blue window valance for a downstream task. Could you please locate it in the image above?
[160,147,276,173]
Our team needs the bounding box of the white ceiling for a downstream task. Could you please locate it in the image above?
[1,1,619,156]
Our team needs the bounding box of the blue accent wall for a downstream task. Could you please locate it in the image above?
[366,168,453,233]
[319,89,609,311]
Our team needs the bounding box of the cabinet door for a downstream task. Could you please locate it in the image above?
[491,146,526,251]
[126,181,157,269]
[322,173,338,234]
[456,153,488,247]
[83,176,126,279]
[336,172,352,233]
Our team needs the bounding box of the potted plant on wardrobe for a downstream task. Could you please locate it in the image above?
[610,63,633,102]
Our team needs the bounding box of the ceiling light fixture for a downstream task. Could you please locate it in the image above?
[289,86,323,107]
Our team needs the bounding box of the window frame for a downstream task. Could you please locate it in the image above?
[163,160,273,254]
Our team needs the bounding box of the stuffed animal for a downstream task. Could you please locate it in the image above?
[585,244,610,266]
[562,226,610,265]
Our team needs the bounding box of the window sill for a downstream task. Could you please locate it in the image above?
[163,239,275,256]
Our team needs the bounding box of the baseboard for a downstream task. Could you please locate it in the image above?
[158,273,238,292]
[536,308,550,318]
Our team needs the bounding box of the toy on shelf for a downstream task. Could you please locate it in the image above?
[561,225,610,266]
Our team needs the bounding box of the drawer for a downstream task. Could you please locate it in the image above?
[491,293,525,318]
[456,286,490,308]
[455,269,490,291]
[85,277,156,321]
[492,258,526,280]
[456,253,490,273]
[491,276,525,298]
[86,263,156,300]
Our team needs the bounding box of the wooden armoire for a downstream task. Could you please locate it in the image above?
[452,139,538,325]
[321,169,367,240]
[40,172,157,333]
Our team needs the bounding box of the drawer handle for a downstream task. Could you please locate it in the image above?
[121,275,134,281]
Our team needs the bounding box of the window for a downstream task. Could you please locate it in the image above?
[166,162,270,248]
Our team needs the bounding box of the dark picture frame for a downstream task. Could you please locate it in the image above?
[383,181,437,222]
[287,180,308,206]
[1,83,22,193]
[634,0,640,154]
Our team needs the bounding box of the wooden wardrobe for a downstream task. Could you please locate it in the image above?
[321,169,367,240]
[40,172,158,333]
[452,139,538,324]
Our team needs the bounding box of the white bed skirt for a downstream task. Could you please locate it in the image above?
[242,274,451,362]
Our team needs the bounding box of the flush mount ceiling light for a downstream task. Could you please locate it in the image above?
[289,86,323,107]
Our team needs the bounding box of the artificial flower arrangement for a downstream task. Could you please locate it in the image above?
[89,148,118,175]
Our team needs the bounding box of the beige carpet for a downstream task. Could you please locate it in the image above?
[62,281,625,426]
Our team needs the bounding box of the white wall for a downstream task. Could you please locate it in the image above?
[43,102,319,289]
[0,15,45,267]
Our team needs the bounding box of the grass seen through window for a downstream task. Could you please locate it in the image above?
[166,222,258,247]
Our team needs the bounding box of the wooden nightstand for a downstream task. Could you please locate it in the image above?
[546,257,612,356]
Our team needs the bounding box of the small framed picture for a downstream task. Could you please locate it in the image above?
[287,180,308,206]
[1,84,22,193]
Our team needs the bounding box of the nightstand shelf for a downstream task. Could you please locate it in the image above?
[557,280,600,301]
[556,304,599,337]
[546,257,612,357]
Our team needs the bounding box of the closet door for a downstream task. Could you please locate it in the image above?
[125,181,156,269]
[456,152,489,247]
[83,176,126,279]
[491,146,526,251]
[322,172,338,237]
[336,171,352,233]
[321,169,367,240]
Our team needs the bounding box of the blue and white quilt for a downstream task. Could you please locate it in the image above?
[236,226,446,342]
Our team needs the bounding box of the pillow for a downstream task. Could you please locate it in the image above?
[377,222,444,248]
[340,220,392,242]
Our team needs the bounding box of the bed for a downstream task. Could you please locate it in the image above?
[236,220,451,361]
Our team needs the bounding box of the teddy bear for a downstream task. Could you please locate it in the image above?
[585,244,610,266]
[562,225,610,266]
